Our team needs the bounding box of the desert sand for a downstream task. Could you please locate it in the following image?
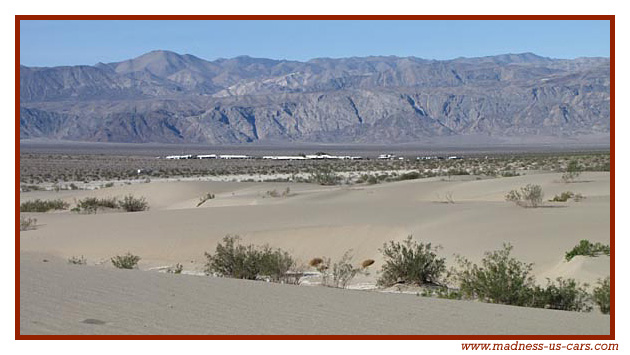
[20,253,609,335]
[19,171,611,334]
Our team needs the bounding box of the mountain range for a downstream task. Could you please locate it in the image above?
[20,50,611,145]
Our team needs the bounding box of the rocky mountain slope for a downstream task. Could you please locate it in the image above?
[20,50,610,144]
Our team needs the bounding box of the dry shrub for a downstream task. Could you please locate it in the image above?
[20,216,38,231]
[309,257,324,267]
[361,259,375,268]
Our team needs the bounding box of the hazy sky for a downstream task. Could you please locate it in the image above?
[19,20,610,67]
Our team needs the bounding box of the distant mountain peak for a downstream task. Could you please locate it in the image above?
[20,51,610,145]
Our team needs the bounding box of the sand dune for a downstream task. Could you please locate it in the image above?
[20,253,609,335]
[19,171,611,334]
[20,172,610,284]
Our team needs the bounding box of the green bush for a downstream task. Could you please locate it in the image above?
[531,278,592,312]
[20,216,38,231]
[111,253,141,269]
[76,197,119,213]
[456,244,536,306]
[204,235,298,283]
[593,277,610,314]
[562,160,582,183]
[505,184,544,207]
[118,195,149,212]
[456,244,598,312]
[258,246,296,283]
[565,240,610,261]
[20,199,69,212]
[550,191,575,202]
[377,235,446,287]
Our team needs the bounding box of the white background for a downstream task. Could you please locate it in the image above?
[2,1,624,353]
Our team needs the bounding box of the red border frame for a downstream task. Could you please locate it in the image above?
[15,15,615,340]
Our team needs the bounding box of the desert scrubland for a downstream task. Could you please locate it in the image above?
[19,149,611,335]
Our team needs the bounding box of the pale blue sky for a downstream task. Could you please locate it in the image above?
[20,20,610,67]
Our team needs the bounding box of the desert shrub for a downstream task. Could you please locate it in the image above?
[309,168,341,185]
[197,193,215,207]
[204,235,258,279]
[204,235,298,283]
[167,263,183,274]
[20,199,69,212]
[397,171,420,181]
[309,257,324,268]
[76,197,119,213]
[20,184,44,192]
[366,175,378,185]
[361,259,375,268]
[258,246,296,283]
[505,184,544,207]
[265,189,280,198]
[565,240,610,261]
[68,255,87,265]
[531,278,592,312]
[562,160,582,183]
[573,193,585,202]
[436,192,455,204]
[447,169,469,177]
[456,244,536,306]
[377,235,446,287]
[550,191,574,202]
[314,250,372,288]
[20,216,37,231]
[435,287,463,300]
[264,187,291,198]
[500,171,520,177]
[593,277,610,314]
[118,195,149,212]
[111,252,141,269]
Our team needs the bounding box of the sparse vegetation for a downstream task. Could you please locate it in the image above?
[565,240,610,261]
[397,171,421,181]
[506,184,544,207]
[531,277,592,312]
[197,192,215,207]
[312,250,373,288]
[20,199,69,212]
[167,263,184,274]
[562,160,582,183]
[111,252,141,269]
[68,255,87,265]
[377,235,446,287]
[76,197,119,213]
[550,191,575,202]
[204,235,300,284]
[456,244,536,307]
[118,194,149,212]
[455,244,593,311]
[309,167,341,185]
[592,277,610,314]
[264,187,291,198]
[436,191,455,204]
[20,216,38,231]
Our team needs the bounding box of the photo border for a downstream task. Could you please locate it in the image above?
[15,14,615,340]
